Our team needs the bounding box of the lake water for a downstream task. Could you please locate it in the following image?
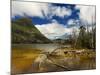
[12,44,65,53]
[12,44,96,74]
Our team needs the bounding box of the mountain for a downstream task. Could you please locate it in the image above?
[59,33,69,40]
[12,18,51,43]
[53,33,69,40]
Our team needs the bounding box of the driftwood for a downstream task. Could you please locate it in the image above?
[33,46,86,71]
[47,56,71,71]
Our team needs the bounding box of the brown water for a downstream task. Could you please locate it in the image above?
[11,44,96,74]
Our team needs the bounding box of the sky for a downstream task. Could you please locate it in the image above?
[11,1,96,40]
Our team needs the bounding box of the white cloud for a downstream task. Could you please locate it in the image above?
[67,19,80,28]
[12,1,49,18]
[12,1,72,18]
[76,5,96,24]
[35,20,78,39]
[68,19,76,25]
[50,6,72,18]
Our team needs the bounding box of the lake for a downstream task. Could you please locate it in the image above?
[12,44,67,53]
[11,44,96,74]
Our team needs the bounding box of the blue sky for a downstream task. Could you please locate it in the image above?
[12,1,96,39]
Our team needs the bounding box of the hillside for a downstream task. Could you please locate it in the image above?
[12,18,51,43]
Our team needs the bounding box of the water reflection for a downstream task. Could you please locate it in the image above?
[11,44,96,74]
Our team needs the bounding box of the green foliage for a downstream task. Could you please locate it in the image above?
[12,17,51,44]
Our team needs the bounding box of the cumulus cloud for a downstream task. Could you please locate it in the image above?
[50,6,72,18]
[12,1,49,18]
[35,20,78,39]
[67,19,80,29]
[67,19,77,25]
[12,1,72,18]
[76,5,96,25]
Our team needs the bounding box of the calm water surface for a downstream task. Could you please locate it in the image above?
[12,44,66,52]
